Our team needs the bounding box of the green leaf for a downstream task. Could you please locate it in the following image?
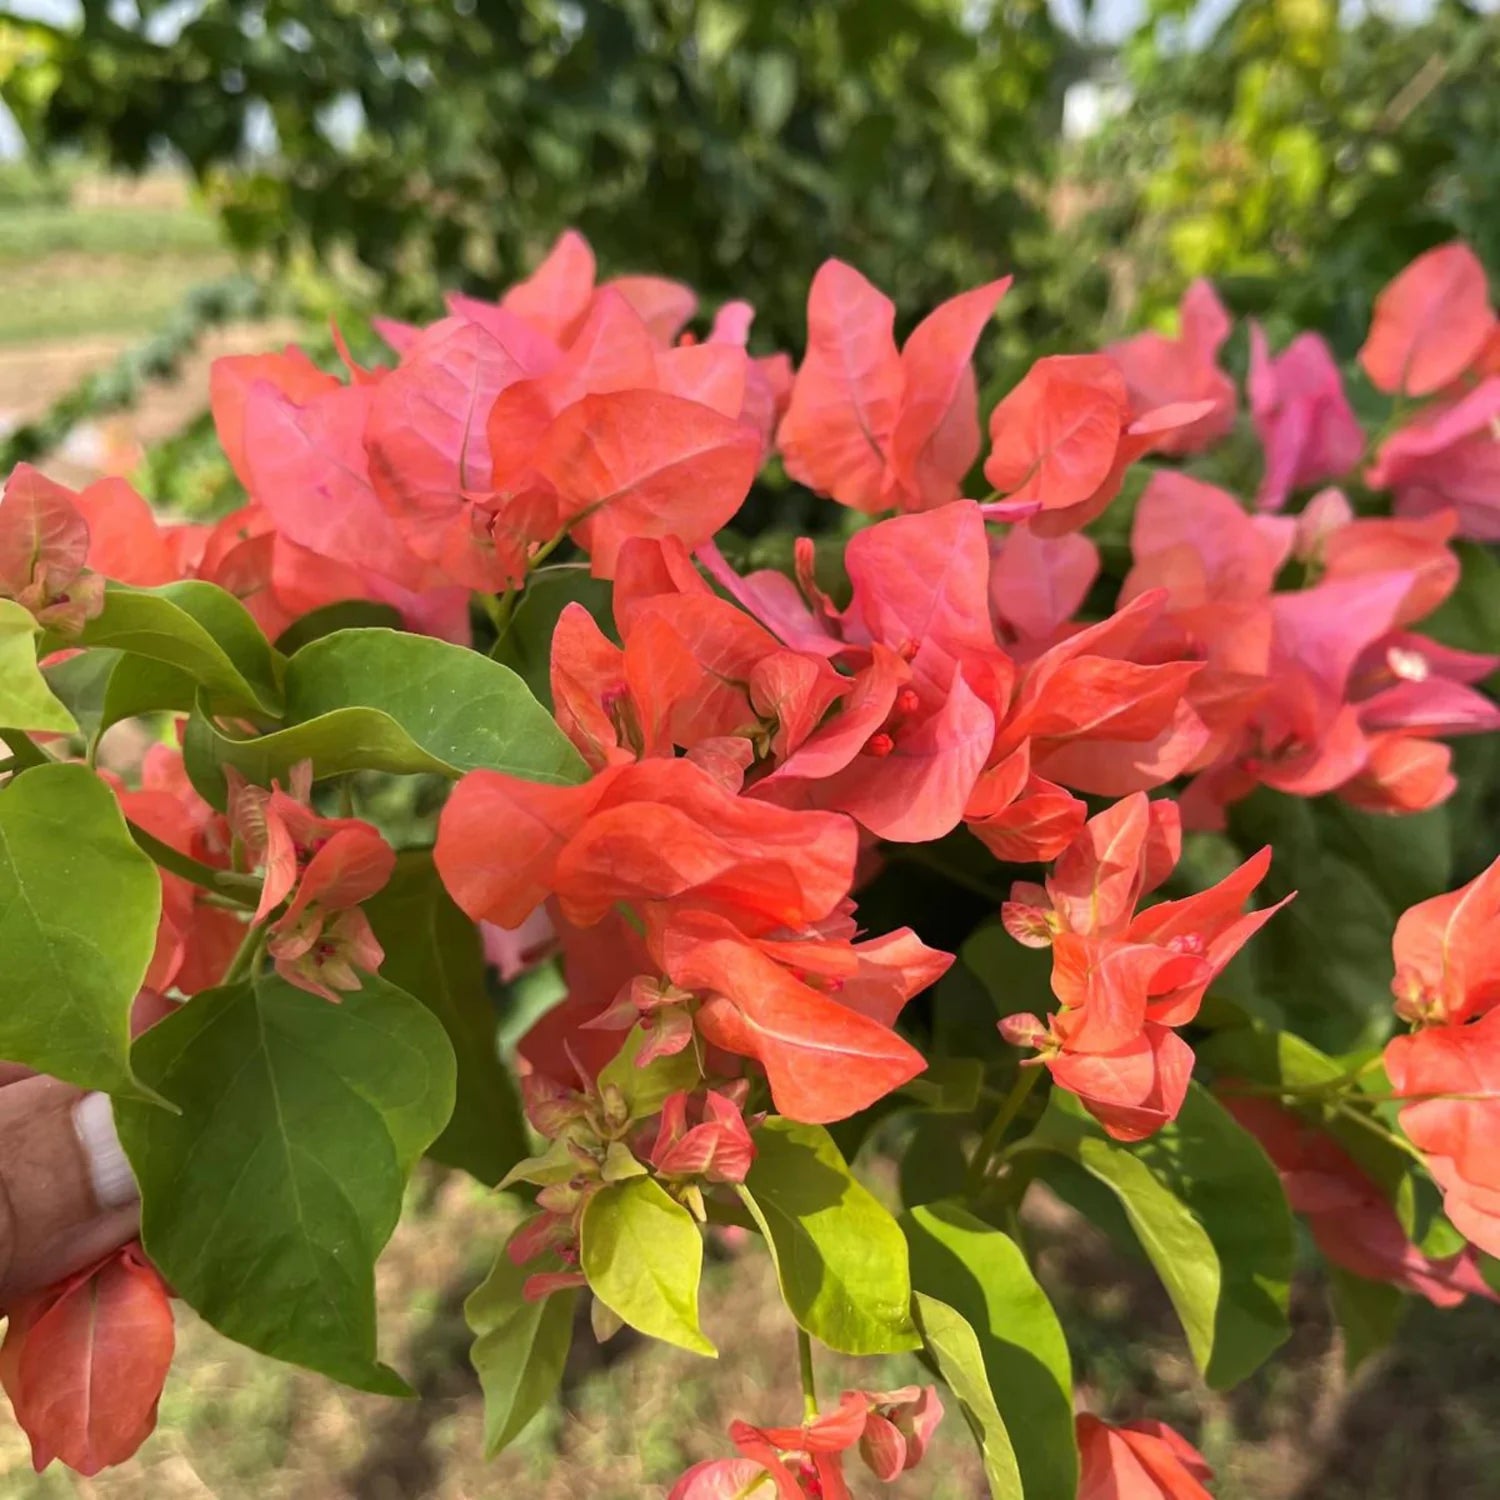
[961,923,1056,1023]
[1327,1265,1404,1375]
[42,646,122,743]
[897,1113,971,1209]
[0,598,76,732]
[738,1117,919,1356]
[1318,798,1451,918]
[98,656,198,735]
[897,1056,984,1112]
[1228,790,1399,1052]
[902,1202,1076,1500]
[64,579,284,717]
[493,566,615,708]
[274,600,404,656]
[595,1024,703,1119]
[1015,1085,1294,1388]
[580,1177,714,1356]
[466,1227,579,1456]
[0,762,162,1100]
[911,1292,1024,1500]
[362,852,527,1184]
[1422,541,1500,667]
[115,971,456,1393]
[185,627,586,802]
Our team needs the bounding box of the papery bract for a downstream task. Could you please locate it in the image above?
[1359,242,1497,397]
[1249,326,1364,512]
[1076,1414,1214,1500]
[0,1244,175,1477]
[1106,278,1236,455]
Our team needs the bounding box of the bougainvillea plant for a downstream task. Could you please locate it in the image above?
[1,232,1498,1495]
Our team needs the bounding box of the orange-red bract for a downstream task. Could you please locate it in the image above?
[0,1245,175,1477]
[1390,853,1500,1024]
[1076,1415,1214,1500]
[778,261,1007,514]
[1386,1009,1500,1259]
[1358,242,1497,397]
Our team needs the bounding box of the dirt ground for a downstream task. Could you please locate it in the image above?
[0,322,296,489]
[2,1168,1497,1500]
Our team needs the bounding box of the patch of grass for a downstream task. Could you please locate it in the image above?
[0,187,231,344]
[0,205,222,262]
[0,251,234,345]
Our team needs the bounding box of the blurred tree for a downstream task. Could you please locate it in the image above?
[1057,0,1500,352]
[0,0,1077,352]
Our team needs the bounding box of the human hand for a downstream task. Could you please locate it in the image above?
[0,1069,140,1308]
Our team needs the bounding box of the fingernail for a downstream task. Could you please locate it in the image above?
[72,1092,138,1210]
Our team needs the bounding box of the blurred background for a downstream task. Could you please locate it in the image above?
[2,0,1499,1494]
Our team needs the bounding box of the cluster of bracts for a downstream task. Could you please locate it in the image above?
[1,230,1498,1497]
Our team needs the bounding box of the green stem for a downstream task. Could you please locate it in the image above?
[1332,1101,1426,1164]
[223,923,266,986]
[0,729,48,769]
[126,821,260,910]
[967,1064,1043,1196]
[483,587,518,645]
[797,1327,818,1424]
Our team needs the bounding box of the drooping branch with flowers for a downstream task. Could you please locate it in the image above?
[0,231,1497,1497]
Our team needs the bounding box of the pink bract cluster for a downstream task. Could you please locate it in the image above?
[0,228,1496,1493]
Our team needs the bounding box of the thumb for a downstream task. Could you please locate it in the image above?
[0,1077,140,1308]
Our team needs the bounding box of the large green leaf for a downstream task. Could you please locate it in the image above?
[63,579,283,717]
[911,1292,1024,1500]
[1015,1085,1294,1388]
[0,598,76,732]
[738,1117,919,1356]
[466,1227,579,1456]
[580,1176,714,1356]
[115,971,456,1393]
[186,627,585,801]
[363,852,526,1184]
[0,762,162,1100]
[1318,798,1451,921]
[902,1201,1075,1500]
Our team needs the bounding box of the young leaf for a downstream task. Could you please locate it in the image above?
[466,1229,579,1456]
[901,1201,1076,1500]
[63,579,284,718]
[185,627,586,803]
[580,1177,715,1356]
[595,1024,703,1119]
[738,1117,920,1356]
[363,852,528,1184]
[0,598,76,732]
[0,763,162,1100]
[1015,1084,1294,1388]
[910,1292,1024,1500]
[115,971,457,1393]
